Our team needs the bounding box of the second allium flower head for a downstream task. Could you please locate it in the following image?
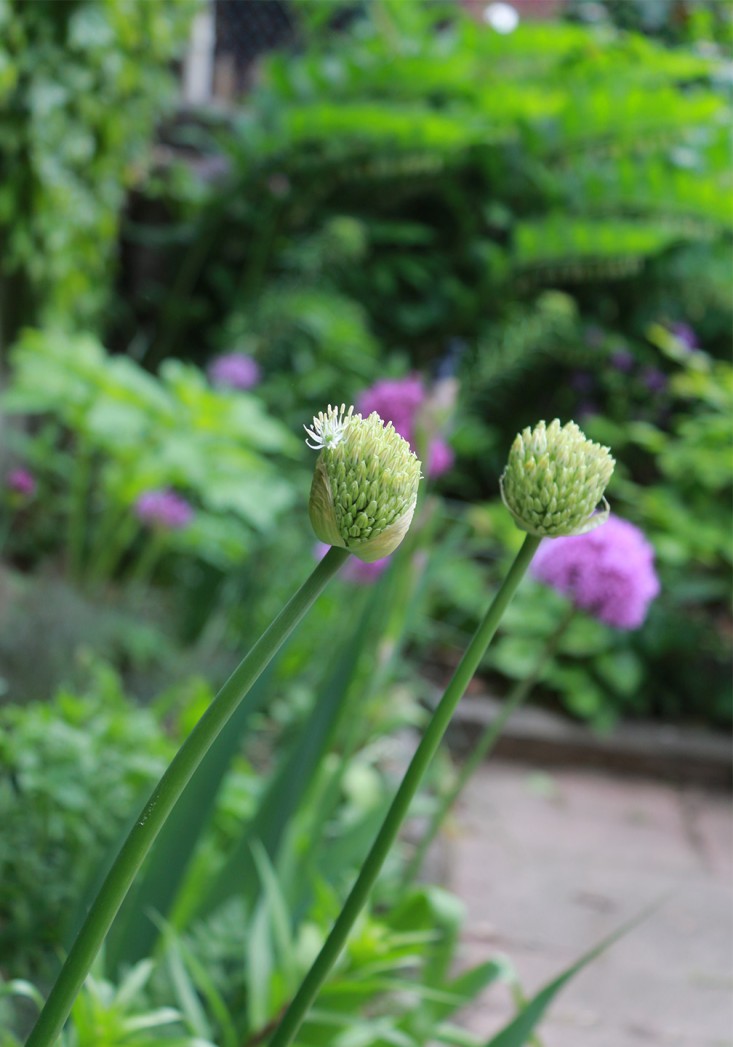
[306,404,422,562]
[501,419,615,538]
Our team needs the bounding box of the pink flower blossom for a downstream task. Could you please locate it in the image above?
[6,468,36,498]
[357,374,454,478]
[531,515,660,630]
[426,438,454,477]
[135,490,193,531]
[207,353,261,391]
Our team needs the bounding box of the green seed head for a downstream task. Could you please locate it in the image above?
[305,404,422,562]
[500,418,615,537]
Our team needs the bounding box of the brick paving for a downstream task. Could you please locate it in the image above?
[447,760,733,1046]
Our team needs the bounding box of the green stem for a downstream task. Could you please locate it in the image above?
[404,601,575,885]
[86,505,138,587]
[67,444,93,582]
[129,530,166,588]
[24,546,350,1047]
[268,533,541,1047]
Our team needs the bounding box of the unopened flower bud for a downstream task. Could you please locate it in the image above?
[500,418,614,537]
[305,404,421,562]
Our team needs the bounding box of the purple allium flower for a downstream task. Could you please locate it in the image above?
[669,323,698,352]
[641,367,668,394]
[6,467,36,498]
[358,376,425,446]
[207,353,261,391]
[426,438,454,478]
[357,374,454,479]
[135,489,193,531]
[610,348,634,373]
[314,542,391,584]
[531,515,660,630]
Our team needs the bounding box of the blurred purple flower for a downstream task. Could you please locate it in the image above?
[531,515,660,630]
[576,400,598,422]
[135,490,193,531]
[6,467,36,498]
[207,353,261,391]
[570,370,594,394]
[610,348,634,373]
[357,374,454,478]
[669,323,698,351]
[314,542,391,584]
[426,438,455,477]
[641,367,668,393]
[358,376,425,444]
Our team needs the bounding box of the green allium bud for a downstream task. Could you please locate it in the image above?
[305,404,422,562]
[500,418,615,537]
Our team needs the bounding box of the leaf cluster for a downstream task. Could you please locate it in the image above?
[0,0,196,351]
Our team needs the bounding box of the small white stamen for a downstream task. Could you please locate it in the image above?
[304,403,356,450]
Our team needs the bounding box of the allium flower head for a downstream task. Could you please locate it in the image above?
[207,352,260,391]
[6,467,36,498]
[135,489,193,531]
[531,515,660,629]
[306,404,421,562]
[500,419,615,537]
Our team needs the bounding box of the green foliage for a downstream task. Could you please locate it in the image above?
[0,665,174,979]
[129,3,729,407]
[579,344,733,725]
[566,0,733,47]
[0,0,196,351]
[1,958,216,1047]
[2,329,298,575]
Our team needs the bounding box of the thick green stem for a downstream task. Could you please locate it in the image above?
[25,546,350,1047]
[268,533,541,1047]
[405,601,575,885]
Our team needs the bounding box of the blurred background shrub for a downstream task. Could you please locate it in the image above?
[0,0,197,351]
[0,1,731,1042]
[1,0,730,730]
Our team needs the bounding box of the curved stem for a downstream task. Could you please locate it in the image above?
[405,600,575,885]
[268,533,541,1047]
[25,546,350,1047]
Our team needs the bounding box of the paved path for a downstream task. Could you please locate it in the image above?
[448,760,733,1047]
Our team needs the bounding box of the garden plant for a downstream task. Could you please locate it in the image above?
[0,2,729,1045]
[12,409,621,1047]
